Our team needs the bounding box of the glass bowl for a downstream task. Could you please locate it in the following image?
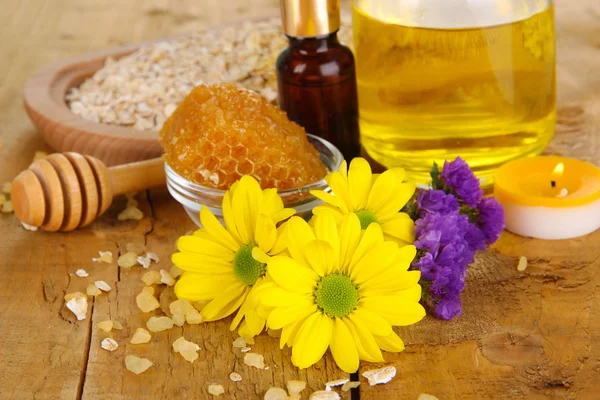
[165,134,344,227]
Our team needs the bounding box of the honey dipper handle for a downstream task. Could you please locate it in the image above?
[108,157,166,196]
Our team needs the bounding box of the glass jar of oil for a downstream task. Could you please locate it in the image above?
[352,0,556,184]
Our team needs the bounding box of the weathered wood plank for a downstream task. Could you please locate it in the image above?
[1,0,600,399]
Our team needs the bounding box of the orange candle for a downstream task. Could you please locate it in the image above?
[494,156,600,239]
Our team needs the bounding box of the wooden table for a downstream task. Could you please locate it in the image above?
[1,1,600,399]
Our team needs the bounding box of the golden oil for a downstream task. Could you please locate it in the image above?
[353,1,556,184]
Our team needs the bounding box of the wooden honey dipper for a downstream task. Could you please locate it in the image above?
[11,152,166,232]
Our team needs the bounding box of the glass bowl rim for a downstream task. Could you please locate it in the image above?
[164,133,343,196]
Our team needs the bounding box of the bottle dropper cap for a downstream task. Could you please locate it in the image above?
[280,0,341,37]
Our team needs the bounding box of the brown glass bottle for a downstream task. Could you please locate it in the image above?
[276,14,360,161]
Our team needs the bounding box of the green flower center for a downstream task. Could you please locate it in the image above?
[233,243,266,286]
[314,273,359,318]
[355,209,378,230]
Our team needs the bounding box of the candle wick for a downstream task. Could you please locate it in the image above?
[551,180,556,188]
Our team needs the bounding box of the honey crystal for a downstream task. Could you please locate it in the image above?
[142,270,162,286]
[136,291,160,312]
[118,252,139,268]
[130,328,152,344]
[146,316,174,332]
[101,338,119,352]
[125,355,153,374]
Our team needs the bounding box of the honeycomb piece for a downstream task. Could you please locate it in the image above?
[159,84,327,190]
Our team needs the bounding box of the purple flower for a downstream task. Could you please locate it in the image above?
[456,213,486,255]
[441,157,483,207]
[435,296,463,320]
[412,212,476,320]
[477,197,505,244]
[417,189,459,217]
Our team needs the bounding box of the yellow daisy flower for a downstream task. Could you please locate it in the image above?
[310,157,416,245]
[257,213,425,373]
[173,176,295,337]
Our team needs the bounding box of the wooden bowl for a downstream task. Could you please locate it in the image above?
[23,39,168,167]
[23,15,279,167]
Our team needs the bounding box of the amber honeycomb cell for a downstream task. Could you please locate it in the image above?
[159,84,327,190]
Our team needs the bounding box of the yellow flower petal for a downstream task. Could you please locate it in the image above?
[267,256,318,293]
[251,247,271,264]
[175,272,238,301]
[267,300,318,330]
[360,270,422,296]
[259,188,284,217]
[339,160,348,179]
[222,190,242,244]
[350,308,393,337]
[330,317,359,373]
[255,214,277,253]
[395,181,417,214]
[291,312,332,369]
[201,283,248,321]
[374,331,406,352]
[310,189,343,209]
[361,296,426,326]
[286,217,316,261]
[302,240,336,276]
[389,167,405,183]
[231,177,262,243]
[391,284,422,302]
[270,222,290,255]
[230,302,247,330]
[312,213,340,269]
[326,170,352,212]
[231,280,265,333]
[177,236,234,261]
[172,252,232,274]
[347,314,384,362]
[200,207,239,252]
[380,214,415,244]
[271,208,296,224]
[311,204,344,223]
[365,169,400,218]
[348,222,384,271]
[338,214,362,271]
[342,317,383,362]
[393,245,417,271]
[258,286,311,308]
[280,314,311,349]
[350,241,398,284]
[348,158,372,210]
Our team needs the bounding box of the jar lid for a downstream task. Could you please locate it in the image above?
[280,0,341,37]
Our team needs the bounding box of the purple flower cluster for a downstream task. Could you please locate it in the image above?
[440,157,483,207]
[411,157,505,320]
